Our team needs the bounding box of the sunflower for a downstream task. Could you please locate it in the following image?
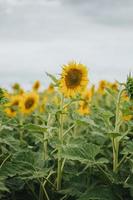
[122,114,132,121]
[47,83,55,94]
[60,61,88,97]
[5,95,21,117]
[78,88,92,115]
[108,82,118,91]
[20,92,39,114]
[38,95,48,113]
[19,88,25,95]
[78,101,90,115]
[32,80,41,91]
[97,80,108,95]
[5,108,16,117]
[82,89,93,102]
[122,91,129,102]
[12,83,20,91]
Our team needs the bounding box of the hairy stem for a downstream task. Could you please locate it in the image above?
[112,89,124,173]
[44,114,51,160]
[57,95,64,190]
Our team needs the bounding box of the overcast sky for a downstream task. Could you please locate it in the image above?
[0,0,133,88]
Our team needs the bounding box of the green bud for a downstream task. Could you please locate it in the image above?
[126,73,133,100]
[0,88,8,104]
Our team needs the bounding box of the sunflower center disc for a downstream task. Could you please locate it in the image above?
[65,69,82,88]
[25,98,35,109]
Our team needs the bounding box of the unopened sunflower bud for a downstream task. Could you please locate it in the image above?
[12,83,20,91]
[126,73,133,100]
[0,88,8,104]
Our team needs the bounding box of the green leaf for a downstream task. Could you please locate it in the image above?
[25,123,48,132]
[0,179,9,192]
[0,160,35,178]
[6,177,25,191]
[78,186,117,200]
[0,136,20,151]
[0,125,13,132]
[46,72,59,84]
[0,150,50,182]
[61,143,101,164]
[60,187,82,198]
[76,117,97,127]
[122,141,133,155]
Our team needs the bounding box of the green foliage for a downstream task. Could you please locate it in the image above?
[126,73,133,100]
[78,186,117,200]
[0,79,133,200]
[0,88,8,104]
[60,142,101,164]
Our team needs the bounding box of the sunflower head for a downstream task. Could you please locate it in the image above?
[122,91,129,101]
[109,82,118,91]
[60,61,88,97]
[12,83,20,91]
[82,89,93,102]
[32,80,41,91]
[4,95,21,117]
[47,83,55,93]
[97,80,108,95]
[19,88,25,95]
[20,92,39,114]
[5,108,16,117]
[78,101,90,115]
[122,114,132,121]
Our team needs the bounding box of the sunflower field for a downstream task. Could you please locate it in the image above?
[0,62,133,200]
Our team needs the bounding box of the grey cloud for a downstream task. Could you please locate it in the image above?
[0,0,132,87]
[0,0,62,40]
[0,0,86,41]
[60,0,133,26]
[0,0,133,43]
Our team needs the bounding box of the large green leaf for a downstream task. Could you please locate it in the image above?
[0,150,49,180]
[0,136,20,151]
[61,143,101,164]
[24,123,48,132]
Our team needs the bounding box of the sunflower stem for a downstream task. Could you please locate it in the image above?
[43,114,51,160]
[112,88,124,173]
[57,95,64,190]
[19,116,24,145]
[43,133,48,160]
